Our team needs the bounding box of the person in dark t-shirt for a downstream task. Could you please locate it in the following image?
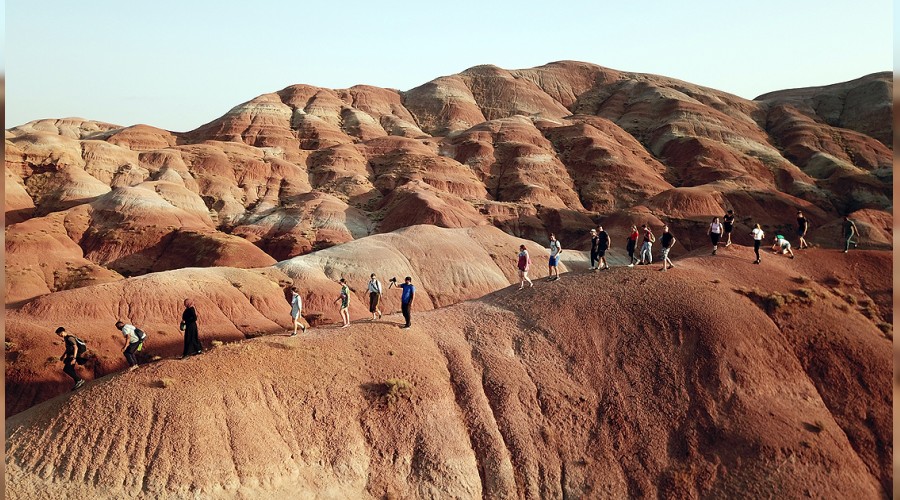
[723,210,735,247]
[589,229,600,270]
[659,226,676,271]
[55,326,86,390]
[596,226,611,270]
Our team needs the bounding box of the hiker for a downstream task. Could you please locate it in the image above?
[589,229,600,270]
[180,299,202,357]
[516,244,534,289]
[389,276,416,329]
[708,217,723,255]
[659,225,676,271]
[115,321,146,369]
[639,224,655,265]
[367,273,383,320]
[596,225,611,270]
[842,215,859,253]
[626,225,639,267]
[548,234,562,280]
[334,278,351,328]
[772,235,795,259]
[797,211,810,249]
[289,286,307,336]
[55,327,86,390]
[723,210,736,247]
[751,224,765,264]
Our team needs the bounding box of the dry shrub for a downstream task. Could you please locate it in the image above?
[156,378,176,389]
[735,287,797,314]
[385,378,413,406]
[211,340,224,348]
[792,275,810,284]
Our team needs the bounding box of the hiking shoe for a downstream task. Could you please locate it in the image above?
[73,380,85,390]
[627,263,635,268]
[289,332,297,337]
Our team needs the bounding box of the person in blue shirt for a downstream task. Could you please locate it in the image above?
[389,276,416,329]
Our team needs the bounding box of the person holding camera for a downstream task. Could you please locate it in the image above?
[389,276,415,329]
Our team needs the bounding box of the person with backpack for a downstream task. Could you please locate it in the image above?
[639,224,655,265]
[115,321,146,369]
[55,327,87,390]
[180,298,202,358]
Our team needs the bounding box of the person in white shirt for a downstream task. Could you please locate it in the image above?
[548,234,562,281]
[367,273,383,320]
[115,321,145,369]
[708,217,723,255]
[289,287,307,336]
[750,224,765,264]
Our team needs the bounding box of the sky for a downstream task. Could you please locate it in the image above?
[5,0,894,132]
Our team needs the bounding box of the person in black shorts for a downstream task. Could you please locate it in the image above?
[589,229,600,270]
[596,225,611,270]
[723,210,735,247]
[796,211,810,249]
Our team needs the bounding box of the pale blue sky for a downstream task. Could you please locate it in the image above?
[6,0,894,132]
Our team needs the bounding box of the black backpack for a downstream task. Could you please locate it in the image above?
[73,336,88,364]
[134,328,147,341]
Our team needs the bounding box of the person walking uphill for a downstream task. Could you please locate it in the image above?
[516,244,534,289]
[335,278,351,328]
[180,299,202,358]
[115,321,146,369]
[389,277,416,329]
[55,327,87,390]
[367,274,383,321]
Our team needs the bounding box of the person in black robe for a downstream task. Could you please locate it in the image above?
[180,298,202,357]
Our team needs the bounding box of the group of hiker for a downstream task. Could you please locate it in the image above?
[53,209,862,391]
[514,210,862,286]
